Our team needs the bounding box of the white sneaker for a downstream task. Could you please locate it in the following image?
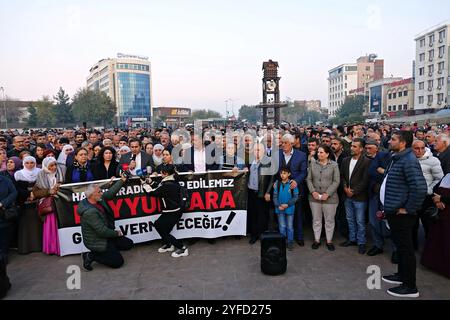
[158,244,175,253]
[171,247,189,258]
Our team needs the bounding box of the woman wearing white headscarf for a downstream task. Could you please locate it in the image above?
[153,144,164,167]
[33,157,64,255]
[14,156,42,254]
[14,156,41,184]
[57,144,74,178]
[118,146,131,161]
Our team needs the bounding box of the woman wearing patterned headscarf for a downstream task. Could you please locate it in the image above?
[33,157,64,256]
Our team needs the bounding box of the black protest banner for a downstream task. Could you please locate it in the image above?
[55,171,248,256]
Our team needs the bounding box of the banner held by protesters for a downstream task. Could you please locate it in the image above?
[54,171,248,256]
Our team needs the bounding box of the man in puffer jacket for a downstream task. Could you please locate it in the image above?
[380,131,427,298]
[79,174,134,271]
[412,139,444,249]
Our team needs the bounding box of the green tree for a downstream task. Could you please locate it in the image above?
[302,110,323,125]
[281,101,308,124]
[72,88,116,126]
[332,96,367,125]
[3,100,22,124]
[190,109,222,120]
[27,102,38,127]
[238,105,261,123]
[35,96,56,127]
[54,87,73,124]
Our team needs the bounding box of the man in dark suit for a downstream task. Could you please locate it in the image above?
[331,137,351,239]
[160,132,173,153]
[331,137,350,169]
[181,132,220,245]
[340,138,371,254]
[6,136,28,158]
[436,133,450,174]
[118,138,155,176]
[182,132,220,172]
[275,133,308,246]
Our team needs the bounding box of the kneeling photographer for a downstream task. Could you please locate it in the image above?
[142,164,188,258]
[79,173,134,271]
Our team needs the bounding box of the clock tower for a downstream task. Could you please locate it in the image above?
[258,60,287,126]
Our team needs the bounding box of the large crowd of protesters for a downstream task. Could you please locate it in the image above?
[1,121,450,298]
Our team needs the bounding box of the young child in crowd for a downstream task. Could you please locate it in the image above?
[273,166,299,250]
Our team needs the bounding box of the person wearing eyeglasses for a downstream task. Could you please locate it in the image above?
[274,134,307,247]
[7,136,28,158]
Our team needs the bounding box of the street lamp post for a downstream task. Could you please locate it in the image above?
[0,87,7,130]
[228,98,239,117]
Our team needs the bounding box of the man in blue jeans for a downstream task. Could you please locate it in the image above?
[367,149,394,257]
[339,138,371,254]
[276,134,308,247]
[381,131,427,298]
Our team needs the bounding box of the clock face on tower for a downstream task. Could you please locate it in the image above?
[266,80,277,92]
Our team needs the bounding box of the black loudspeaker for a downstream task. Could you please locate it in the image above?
[260,231,287,276]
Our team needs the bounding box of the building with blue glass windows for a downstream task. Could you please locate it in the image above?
[87,53,152,127]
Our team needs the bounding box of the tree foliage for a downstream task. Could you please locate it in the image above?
[332,96,367,125]
[190,109,222,120]
[27,103,38,127]
[302,110,323,124]
[238,105,261,123]
[34,96,57,127]
[71,88,116,126]
[3,100,23,124]
[54,87,73,124]
[281,102,326,124]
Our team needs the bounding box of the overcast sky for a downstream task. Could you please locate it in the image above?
[1,0,449,115]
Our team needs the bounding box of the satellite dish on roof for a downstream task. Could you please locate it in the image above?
[368,54,378,62]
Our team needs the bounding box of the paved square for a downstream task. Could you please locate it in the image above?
[4,231,450,300]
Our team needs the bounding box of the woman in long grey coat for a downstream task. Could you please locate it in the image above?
[306,145,340,251]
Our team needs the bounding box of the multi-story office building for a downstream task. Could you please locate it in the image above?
[327,64,358,117]
[87,53,152,127]
[347,55,384,98]
[415,22,450,110]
